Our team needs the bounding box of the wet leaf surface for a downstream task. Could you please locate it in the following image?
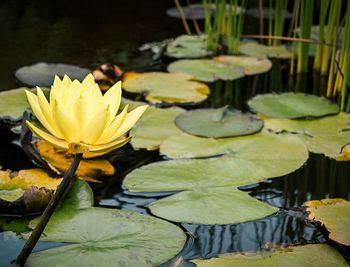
[239,43,292,59]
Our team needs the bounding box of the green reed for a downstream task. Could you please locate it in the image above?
[267,0,288,46]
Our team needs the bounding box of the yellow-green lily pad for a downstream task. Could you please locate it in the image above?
[248,93,339,118]
[191,244,348,266]
[165,35,213,59]
[175,106,263,138]
[239,43,292,59]
[167,59,245,82]
[214,55,272,75]
[122,72,210,104]
[305,199,350,246]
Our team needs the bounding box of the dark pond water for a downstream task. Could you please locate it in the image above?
[0,0,349,266]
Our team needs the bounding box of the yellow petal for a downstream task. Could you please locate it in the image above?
[81,107,109,144]
[103,81,122,119]
[52,101,81,143]
[96,105,128,144]
[26,121,69,150]
[88,136,131,153]
[109,105,148,140]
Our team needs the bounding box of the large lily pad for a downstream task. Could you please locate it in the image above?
[214,55,272,75]
[167,59,245,82]
[263,113,350,160]
[191,244,348,266]
[122,72,210,104]
[165,35,213,59]
[0,87,49,121]
[15,62,91,87]
[175,106,263,138]
[239,43,292,59]
[27,186,186,267]
[130,105,185,150]
[305,199,350,246]
[248,93,339,119]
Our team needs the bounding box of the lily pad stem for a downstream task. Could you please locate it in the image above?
[15,153,83,266]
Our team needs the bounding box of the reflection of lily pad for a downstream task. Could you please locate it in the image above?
[27,182,186,267]
[191,244,348,266]
[35,141,115,181]
[248,93,339,118]
[214,55,272,75]
[165,35,213,59]
[175,106,263,138]
[124,131,307,224]
[264,113,350,160]
[15,62,91,87]
[0,87,49,121]
[123,72,210,104]
[305,199,350,246]
[239,43,292,59]
[130,106,185,150]
[167,59,245,82]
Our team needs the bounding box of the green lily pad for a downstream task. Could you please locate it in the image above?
[28,208,186,267]
[264,113,350,160]
[124,131,307,224]
[239,43,292,59]
[130,106,185,150]
[122,72,210,104]
[248,93,339,119]
[214,55,272,75]
[0,87,49,121]
[191,244,348,266]
[167,59,245,82]
[295,25,344,43]
[15,62,91,87]
[175,106,263,138]
[246,7,292,19]
[165,35,213,59]
[305,199,350,246]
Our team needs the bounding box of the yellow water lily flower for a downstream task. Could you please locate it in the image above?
[25,74,148,156]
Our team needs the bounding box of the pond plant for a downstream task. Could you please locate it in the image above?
[1,0,350,266]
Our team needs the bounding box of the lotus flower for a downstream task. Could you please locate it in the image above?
[25,74,147,156]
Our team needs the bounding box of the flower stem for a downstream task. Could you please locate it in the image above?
[15,153,83,266]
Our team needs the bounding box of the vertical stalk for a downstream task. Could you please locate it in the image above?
[174,0,192,35]
[258,0,264,42]
[15,153,83,266]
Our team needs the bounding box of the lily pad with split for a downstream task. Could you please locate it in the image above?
[248,92,339,118]
[15,62,91,87]
[214,55,272,75]
[239,43,292,59]
[305,199,350,246]
[122,72,210,104]
[175,106,263,138]
[167,59,245,82]
[191,244,348,266]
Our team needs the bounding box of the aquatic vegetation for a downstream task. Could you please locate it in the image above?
[239,42,291,59]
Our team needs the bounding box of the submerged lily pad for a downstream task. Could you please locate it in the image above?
[248,93,339,118]
[239,43,292,59]
[27,182,186,267]
[214,55,272,75]
[35,141,115,182]
[191,244,348,266]
[165,35,213,59]
[15,62,91,87]
[0,87,49,121]
[264,113,350,160]
[175,106,263,138]
[123,72,210,104]
[124,131,307,224]
[305,199,350,246]
[167,59,245,82]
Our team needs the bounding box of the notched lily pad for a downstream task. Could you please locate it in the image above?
[214,55,272,75]
[239,42,292,59]
[248,93,339,119]
[165,35,213,59]
[167,59,245,82]
[305,198,350,246]
[122,72,210,104]
[175,106,263,138]
[35,141,115,182]
[191,244,348,266]
[15,62,91,87]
